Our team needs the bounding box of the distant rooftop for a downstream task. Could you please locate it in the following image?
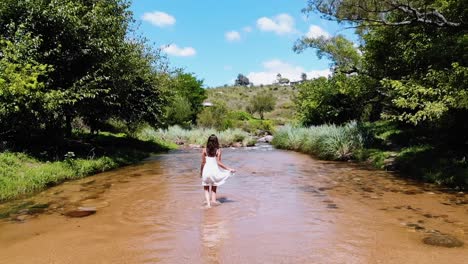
[202,102,214,107]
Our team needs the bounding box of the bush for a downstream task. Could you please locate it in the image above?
[272,121,364,160]
[197,101,229,130]
[227,111,253,121]
[142,126,255,147]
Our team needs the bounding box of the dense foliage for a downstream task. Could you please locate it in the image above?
[296,0,467,143]
[293,0,468,187]
[164,71,206,127]
[0,0,190,147]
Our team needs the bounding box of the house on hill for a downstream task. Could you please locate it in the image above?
[202,101,214,107]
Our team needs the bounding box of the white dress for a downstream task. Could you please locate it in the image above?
[202,151,233,187]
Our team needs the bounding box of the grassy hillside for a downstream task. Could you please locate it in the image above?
[206,84,297,125]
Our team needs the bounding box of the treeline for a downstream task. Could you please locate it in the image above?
[0,0,205,149]
[290,0,467,187]
[295,0,467,144]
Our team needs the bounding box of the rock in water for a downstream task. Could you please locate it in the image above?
[232,142,242,148]
[65,207,97,218]
[257,135,274,143]
[423,234,464,248]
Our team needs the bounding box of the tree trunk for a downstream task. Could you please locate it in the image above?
[65,115,72,138]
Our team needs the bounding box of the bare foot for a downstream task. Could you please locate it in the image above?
[203,204,212,209]
[211,200,221,206]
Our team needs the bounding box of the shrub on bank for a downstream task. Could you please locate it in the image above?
[272,122,364,160]
[139,125,256,147]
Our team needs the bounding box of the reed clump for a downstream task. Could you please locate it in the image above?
[272,121,364,160]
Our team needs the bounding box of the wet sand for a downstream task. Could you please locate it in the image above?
[0,144,466,263]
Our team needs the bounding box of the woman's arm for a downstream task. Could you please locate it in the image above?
[200,148,206,177]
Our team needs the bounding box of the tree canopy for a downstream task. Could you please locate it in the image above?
[235,74,250,86]
[295,0,468,145]
[0,0,190,143]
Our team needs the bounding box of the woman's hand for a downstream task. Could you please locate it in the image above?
[229,168,236,173]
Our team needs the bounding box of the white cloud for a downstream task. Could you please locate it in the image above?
[247,59,331,85]
[243,26,253,33]
[306,25,330,39]
[225,31,241,42]
[142,11,176,27]
[161,44,196,57]
[256,13,296,35]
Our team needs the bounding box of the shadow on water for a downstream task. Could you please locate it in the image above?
[217,197,236,203]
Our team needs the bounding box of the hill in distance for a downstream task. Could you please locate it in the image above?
[205,84,298,125]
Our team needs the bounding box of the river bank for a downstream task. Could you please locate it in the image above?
[0,126,263,203]
[272,122,468,190]
[0,133,175,203]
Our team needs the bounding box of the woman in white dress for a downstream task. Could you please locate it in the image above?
[200,134,236,208]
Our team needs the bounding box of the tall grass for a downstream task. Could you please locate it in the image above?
[272,121,364,160]
[0,133,172,202]
[0,152,120,201]
[138,125,257,147]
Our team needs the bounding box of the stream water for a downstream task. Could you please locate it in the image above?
[0,144,466,263]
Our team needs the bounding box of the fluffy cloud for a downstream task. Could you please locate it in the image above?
[247,59,331,85]
[225,31,241,42]
[256,13,296,35]
[306,25,330,39]
[142,11,176,27]
[161,44,196,57]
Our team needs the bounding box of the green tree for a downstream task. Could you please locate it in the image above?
[248,92,277,119]
[165,95,193,128]
[0,0,169,139]
[197,101,230,130]
[294,35,362,74]
[0,33,53,140]
[303,0,464,28]
[167,71,205,124]
[295,75,376,125]
[235,74,250,86]
[299,0,468,136]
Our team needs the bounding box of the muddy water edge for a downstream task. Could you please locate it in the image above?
[0,144,466,263]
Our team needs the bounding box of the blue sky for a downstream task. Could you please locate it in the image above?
[130,0,358,87]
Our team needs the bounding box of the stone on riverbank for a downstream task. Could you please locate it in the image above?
[65,207,97,218]
[423,233,464,248]
[232,142,242,148]
[257,135,274,143]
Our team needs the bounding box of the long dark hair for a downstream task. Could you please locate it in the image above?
[206,134,219,157]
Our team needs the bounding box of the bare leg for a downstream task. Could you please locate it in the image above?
[211,186,220,204]
[204,186,211,208]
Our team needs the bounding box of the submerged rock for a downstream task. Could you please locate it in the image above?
[423,233,464,248]
[257,135,274,143]
[65,207,97,218]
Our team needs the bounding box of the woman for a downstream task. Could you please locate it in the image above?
[200,134,236,208]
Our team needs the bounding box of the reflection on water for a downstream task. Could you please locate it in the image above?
[202,208,229,263]
[0,144,466,264]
